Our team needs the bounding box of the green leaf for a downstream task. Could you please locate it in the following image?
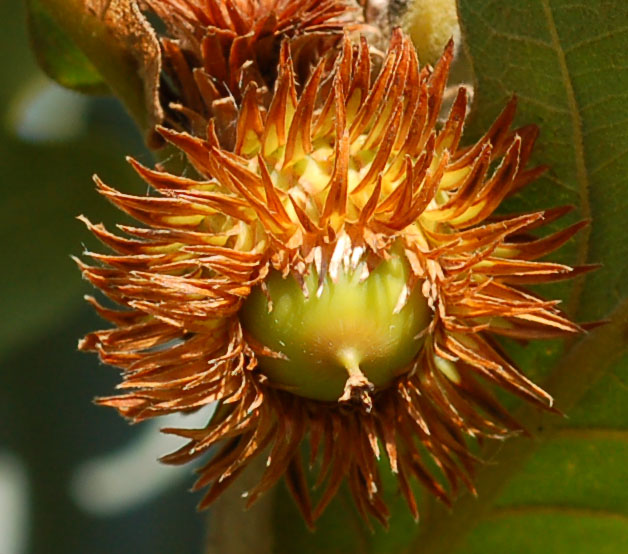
[268,1,628,552]
[26,0,108,94]
[409,2,628,553]
[24,0,163,136]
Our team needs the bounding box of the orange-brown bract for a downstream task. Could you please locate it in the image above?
[145,0,359,145]
[78,28,587,527]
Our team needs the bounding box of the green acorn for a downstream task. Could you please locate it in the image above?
[242,249,430,407]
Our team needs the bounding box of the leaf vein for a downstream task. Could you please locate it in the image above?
[580,91,628,113]
[540,0,592,316]
[589,145,628,177]
[563,25,628,54]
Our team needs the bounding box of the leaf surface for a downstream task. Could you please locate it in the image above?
[26,0,108,94]
[412,1,628,552]
[24,0,163,137]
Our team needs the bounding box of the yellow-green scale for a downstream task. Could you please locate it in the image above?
[240,252,431,402]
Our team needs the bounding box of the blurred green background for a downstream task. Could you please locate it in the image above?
[0,1,204,552]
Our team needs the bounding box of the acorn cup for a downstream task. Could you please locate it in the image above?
[78,4,587,528]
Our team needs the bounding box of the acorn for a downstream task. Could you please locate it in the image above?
[78,25,585,526]
[241,249,430,407]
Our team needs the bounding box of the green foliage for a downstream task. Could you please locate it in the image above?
[23,0,163,133]
[26,0,108,94]
[434,2,628,551]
